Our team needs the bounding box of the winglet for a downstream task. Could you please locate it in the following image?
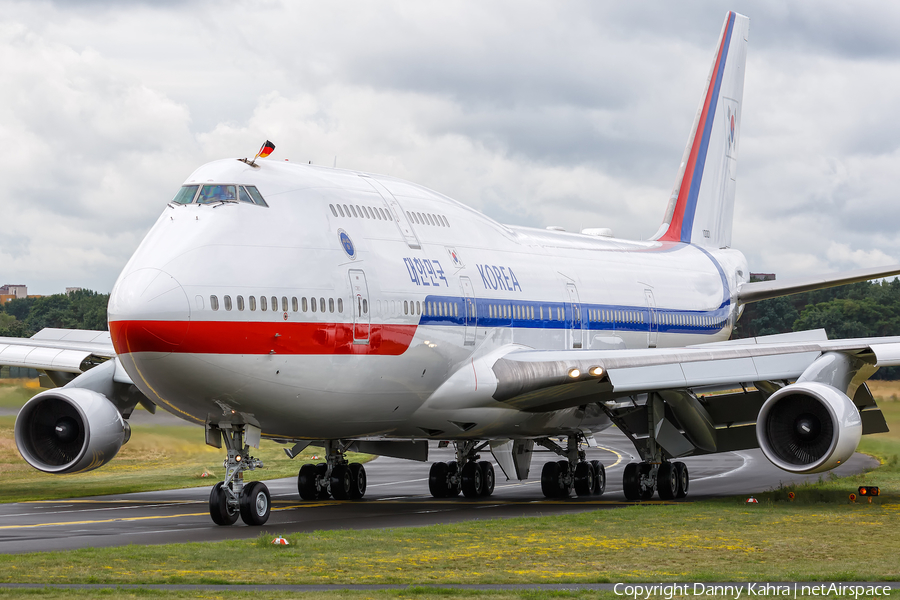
[653,12,749,247]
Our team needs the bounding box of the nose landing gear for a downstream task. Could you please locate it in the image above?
[208,424,270,526]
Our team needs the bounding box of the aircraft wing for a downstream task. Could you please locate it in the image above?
[0,328,116,376]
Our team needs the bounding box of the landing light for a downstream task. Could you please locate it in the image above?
[589,366,604,377]
[235,455,242,462]
[568,368,581,378]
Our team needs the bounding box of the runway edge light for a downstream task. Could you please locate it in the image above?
[858,486,880,497]
[272,537,289,545]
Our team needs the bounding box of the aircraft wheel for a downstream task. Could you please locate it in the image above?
[239,481,271,526]
[429,462,449,498]
[478,461,495,497]
[657,462,678,500]
[540,461,559,498]
[330,464,352,500]
[446,461,461,497]
[622,462,641,501]
[315,463,330,499]
[556,460,571,497]
[297,464,318,500]
[590,460,606,496]
[349,463,367,499]
[675,462,689,499]
[209,481,239,526]
[574,461,595,496]
[460,461,483,498]
[638,462,655,500]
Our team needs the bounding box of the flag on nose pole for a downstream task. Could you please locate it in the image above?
[256,140,275,159]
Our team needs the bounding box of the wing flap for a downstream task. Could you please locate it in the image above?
[0,329,115,374]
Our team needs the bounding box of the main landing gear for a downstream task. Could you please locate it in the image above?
[209,424,271,526]
[538,435,606,498]
[297,440,368,501]
[622,461,689,501]
[429,441,496,498]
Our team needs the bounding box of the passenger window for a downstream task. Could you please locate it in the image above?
[319,298,325,312]
[260,296,267,311]
[329,204,338,216]
[343,204,351,217]
[198,185,237,204]
[172,185,199,204]
[416,301,421,315]
[271,296,278,312]
[292,297,298,312]
[237,295,245,311]
[362,299,368,314]
[337,204,345,217]
[329,298,335,313]
[338,298,343,313]
[210,295,219,311]
[351,206,359,217]
[378,208,387,220]
[311,298,317,312]
[249,296,256,311]
[404,300,409,315]
[224,295,232,311]
[302,297,308,312]
[245,186,268,206]
[366,207,374,219]
[441,215,450,227]
[406,211,413,221]
[282,297,288,312]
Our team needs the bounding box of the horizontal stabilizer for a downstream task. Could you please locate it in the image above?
[737,264,900,304]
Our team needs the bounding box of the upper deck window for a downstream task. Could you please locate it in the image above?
[171,184,268,207]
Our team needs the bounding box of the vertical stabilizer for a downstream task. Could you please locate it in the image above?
[653,12,749,247]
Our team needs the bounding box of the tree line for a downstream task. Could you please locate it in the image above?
[0,290,109,338]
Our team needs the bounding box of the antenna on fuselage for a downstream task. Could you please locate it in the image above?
[239,140,276,168]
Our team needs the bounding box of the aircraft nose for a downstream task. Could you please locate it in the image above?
[108,267,190,355]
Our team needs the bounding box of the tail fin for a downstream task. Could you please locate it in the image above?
[653,11,749,247]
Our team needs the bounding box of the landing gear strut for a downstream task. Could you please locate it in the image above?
[209,424,270,526]
[297,440,367,501]
[538,435,606,499]
[428,441,495,498]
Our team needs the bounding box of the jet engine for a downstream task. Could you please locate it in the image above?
[756,381,862,474]
[15,388,130,474]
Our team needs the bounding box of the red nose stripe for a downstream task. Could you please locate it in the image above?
[110,320,417,356]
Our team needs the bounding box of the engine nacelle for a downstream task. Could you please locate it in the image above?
[756,381,862,474]
[15,388,130,474]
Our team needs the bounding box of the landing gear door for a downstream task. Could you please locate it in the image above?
[349,269,370,344]
[460,276,477,346]
[645,289,658,348]
[359,175,421,250]
[565,283,583,349]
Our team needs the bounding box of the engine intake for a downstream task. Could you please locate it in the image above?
[756,381,861,474]
[15,388,129,474]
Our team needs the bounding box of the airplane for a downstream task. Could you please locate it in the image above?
[2,11,898,527]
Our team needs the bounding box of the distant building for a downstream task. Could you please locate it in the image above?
[750,273,776,281]
[66,287,83,294]
[0,284,28,304]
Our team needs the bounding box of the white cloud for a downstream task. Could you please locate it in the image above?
[2,0,900,294]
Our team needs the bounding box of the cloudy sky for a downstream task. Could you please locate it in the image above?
[2,0,900,294]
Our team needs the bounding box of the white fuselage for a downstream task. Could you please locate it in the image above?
[108,159,749,442]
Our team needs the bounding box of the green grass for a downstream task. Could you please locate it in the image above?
[0,380,41,410]
[0,590,669,600]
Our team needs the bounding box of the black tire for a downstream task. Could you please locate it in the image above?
[349,463,367,499]
[460,461,483,498]
[638,462,655,500]
[239,481,271,526]
[674,461,689,499]
[209,481,239,526]
[622,462,641,501]
[330,464,352,500]
[540,461,561,498]
[298,463,318,501]
[429,462,449,498]
[315,463,330,499]
[446,461,461,497]
[574,462,594,496]
[478,461,495,497]
[657,462,678,500]
[590,460,606,496]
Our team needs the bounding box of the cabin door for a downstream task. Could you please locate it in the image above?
[349,269,370,344]
[565,283,583,349]
[645,289,658,348]
[460,276,477,345]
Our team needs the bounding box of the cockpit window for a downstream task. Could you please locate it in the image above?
[172,183,268,207]
[197,185,237,204]
[172,185,199,204]
[244,186,268,207]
